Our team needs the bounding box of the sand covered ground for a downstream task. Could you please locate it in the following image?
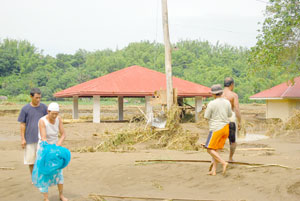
[1,103,300,201]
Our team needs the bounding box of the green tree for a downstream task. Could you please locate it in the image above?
[250,0,300,79]
[2,37,288,103]
[0,39,20,76]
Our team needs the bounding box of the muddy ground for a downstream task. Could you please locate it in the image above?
[0,103,300,201]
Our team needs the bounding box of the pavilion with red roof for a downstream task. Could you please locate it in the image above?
[250,76,300,120]
[54,65,211,123]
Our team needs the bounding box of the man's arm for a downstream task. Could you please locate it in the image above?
[57,117,66,146]
[204,103,212,120]
[233,94,241,129]
[20,123,26,149]
[18,107,27,149]
[227,102,233,118]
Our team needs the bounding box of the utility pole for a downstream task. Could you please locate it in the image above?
[161,0,173,110]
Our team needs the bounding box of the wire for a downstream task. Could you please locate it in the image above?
[153,0,160,69]
[171,22,258,36]
[155,0,159,43]
[255,0,270,4]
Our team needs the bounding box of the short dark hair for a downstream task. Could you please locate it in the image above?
[215,92,223,96]
[30,88,41,97]
[224,77,234,87]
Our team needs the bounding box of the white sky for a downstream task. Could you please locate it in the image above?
[0,0,267,56]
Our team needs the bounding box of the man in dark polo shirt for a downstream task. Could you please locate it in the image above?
[18,88,48,180]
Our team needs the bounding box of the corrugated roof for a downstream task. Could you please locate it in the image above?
[54,65,211,98]
[250,76,300,99]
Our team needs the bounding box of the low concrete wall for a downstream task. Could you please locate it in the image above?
[266,99,300,120]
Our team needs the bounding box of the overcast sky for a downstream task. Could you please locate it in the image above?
[0,0,267,56]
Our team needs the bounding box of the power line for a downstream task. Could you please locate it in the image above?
[171,22,259,36]
[153,0,160,68]
[255,0,270,4]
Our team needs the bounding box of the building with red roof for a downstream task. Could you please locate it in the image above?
[54,65,211,123]
[250,76,300,120]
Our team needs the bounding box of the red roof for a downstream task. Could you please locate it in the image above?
[54,65,211,98]
[250,76,300,99]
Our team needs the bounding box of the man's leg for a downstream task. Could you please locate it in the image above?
[229,142,237,162]
[24,143,37,182]
[29,164,34,184]
[209,161,213,171]
[207,149,228,175]
[58,184,68,201]
[229,122,237,162]
[207,157,217,175]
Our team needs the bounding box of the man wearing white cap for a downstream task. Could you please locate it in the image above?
[36,102,68,201]
[38,102,66,147]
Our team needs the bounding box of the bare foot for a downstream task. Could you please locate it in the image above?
[222,162,228,175]
[60,195,68,201]
[207,171,216,176]
[43,199,49,201]
[228,158,234,163]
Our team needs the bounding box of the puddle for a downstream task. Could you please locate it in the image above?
[238,133,269,142]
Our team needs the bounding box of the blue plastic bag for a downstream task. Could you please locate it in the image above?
[32,141,71,192]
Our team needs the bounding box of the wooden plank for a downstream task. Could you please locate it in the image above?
[89,193,242,201]
[173,88,178,105]
[135,159,211,164]
[135,159,298,169]
[161,0,173,110]
[0,167,15,170]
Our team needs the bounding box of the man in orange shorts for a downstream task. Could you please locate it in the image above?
[204,84,232,176]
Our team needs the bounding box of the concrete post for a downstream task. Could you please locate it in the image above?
[93,95,100,123]
[145,96,153,123]
[72,96,79,119]
[118,96,124,121]
[195,96,203,122]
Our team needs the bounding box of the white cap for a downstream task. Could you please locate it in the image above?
[48,102,59,112]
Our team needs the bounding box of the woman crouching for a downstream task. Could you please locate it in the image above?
[32,102,69,201]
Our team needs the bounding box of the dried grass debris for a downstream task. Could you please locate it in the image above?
[266,110,300,137]
[73,106,199,152]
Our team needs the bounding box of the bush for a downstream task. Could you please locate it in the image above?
[13,94,31,102]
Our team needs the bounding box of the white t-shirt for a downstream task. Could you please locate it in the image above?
[204,98,232,132]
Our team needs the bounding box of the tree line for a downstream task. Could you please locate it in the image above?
[1,0,299,103]
[0,38,295,103]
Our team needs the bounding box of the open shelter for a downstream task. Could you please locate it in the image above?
[54,65,211,123]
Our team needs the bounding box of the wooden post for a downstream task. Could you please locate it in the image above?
[118,96,124,121]
[161,0,173,110]
[93,95,100,123]
[173,88,178,104]
[72,96,79,119]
